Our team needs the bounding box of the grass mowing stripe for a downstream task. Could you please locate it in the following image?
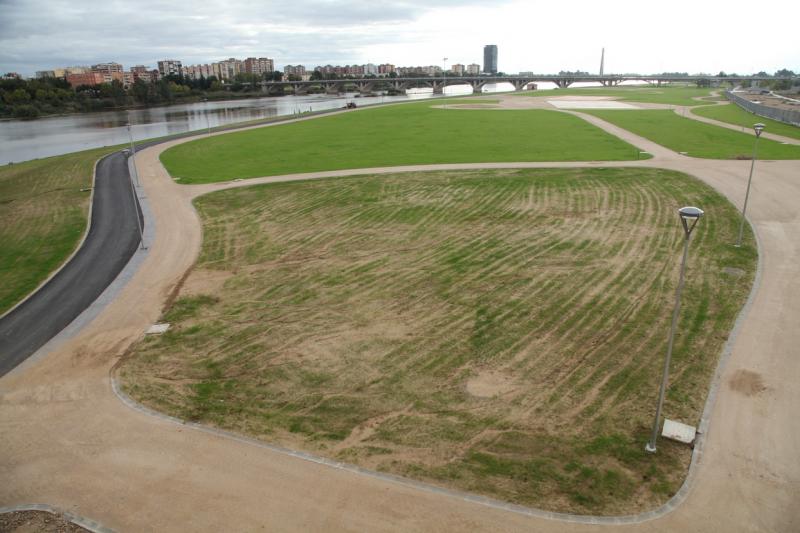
[122,167,755,515]
[583,109,800,159]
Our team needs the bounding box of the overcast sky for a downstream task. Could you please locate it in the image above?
[1,0,798,77]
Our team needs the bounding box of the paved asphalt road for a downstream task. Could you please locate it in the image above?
[0,108,348,378]
[0,151,142,376]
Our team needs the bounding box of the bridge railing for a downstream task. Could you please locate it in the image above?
[726,91,800,127]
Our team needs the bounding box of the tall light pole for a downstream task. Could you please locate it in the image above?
[646,206,704,454]
[736,123,765,247]
[124,123,145,251]
[204,98,211,134]
[442,57,448,107]
[126,122,140,187]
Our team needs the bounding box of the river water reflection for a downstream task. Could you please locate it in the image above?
[2,83,515,165]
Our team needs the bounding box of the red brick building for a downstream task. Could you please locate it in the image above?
[66,72,105,87]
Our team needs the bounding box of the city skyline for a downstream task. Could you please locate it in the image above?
[1,0,798,77]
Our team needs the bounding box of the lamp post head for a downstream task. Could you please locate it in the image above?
[753,123,765,137]
[678,206,704,237]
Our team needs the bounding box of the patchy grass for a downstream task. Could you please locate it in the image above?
[160,102,643,183]
[0,147,115,314]
[121,168,756,514]
[692,102,800,141]
[583,110,800,159]
[519,86,716,107]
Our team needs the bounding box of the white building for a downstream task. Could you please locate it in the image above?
[158,60,183,77]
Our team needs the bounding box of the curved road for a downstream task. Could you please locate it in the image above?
[1,97,798,531]
[0,108,353,377]
[0,151,142,376]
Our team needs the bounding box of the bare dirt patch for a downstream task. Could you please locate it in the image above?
[729,369,767,396]
[0,511,88,533]
[180,268,233,296]
[466,369,517,398]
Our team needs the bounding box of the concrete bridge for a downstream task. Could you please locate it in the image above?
[258,74,792,96]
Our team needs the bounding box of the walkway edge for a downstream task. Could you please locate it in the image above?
[0,503,115,533]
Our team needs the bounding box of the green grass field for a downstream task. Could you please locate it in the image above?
[0,147,116,314]
[692,102,800,141]
[160,102,643,183]
[121,167,756,514]
[518,86,717,107]
[584,110,800,159]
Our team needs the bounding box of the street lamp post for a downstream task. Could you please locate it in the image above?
[736,123,765,247]
[124,124,145,251]
[442,57,448,107]
[645,206,704,454]
[126,122,140,187]
[204,98,211,134]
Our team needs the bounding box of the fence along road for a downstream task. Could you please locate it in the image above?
[726,90,800,126]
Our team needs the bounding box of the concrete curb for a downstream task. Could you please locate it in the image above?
[2,159,154,379]
[111,377,653,525]
[0,503,115,533]
[0,156,102,321]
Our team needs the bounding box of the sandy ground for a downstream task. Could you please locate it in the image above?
[1,100,799,532]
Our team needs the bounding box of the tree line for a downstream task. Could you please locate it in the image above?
[0,72,284,119]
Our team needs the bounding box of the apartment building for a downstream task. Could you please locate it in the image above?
[157,60,183,78]
[483,44,498,74]
[66,72,105,87]
[130,65,156,82]
[91,62,124,84]
[182,64,213,80]
[243,57,274,76]
[283,64,307,76]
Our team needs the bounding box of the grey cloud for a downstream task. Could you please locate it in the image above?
[1,0,504,74]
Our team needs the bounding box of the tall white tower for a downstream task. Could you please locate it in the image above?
[600,48,605,76]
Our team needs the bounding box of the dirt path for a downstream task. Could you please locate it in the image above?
[1,106,798,531]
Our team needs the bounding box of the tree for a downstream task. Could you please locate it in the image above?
[775,68,795,78]
[772,79,792,91]
[5,88,31,104]
[130,78,150,104]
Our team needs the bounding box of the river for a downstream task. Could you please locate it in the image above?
[0,80,611,165]
[2,82,526,165]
